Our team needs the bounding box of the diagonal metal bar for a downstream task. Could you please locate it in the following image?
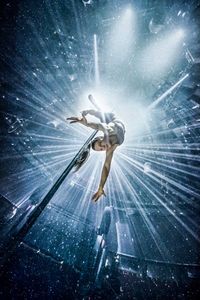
[0,130,97,266]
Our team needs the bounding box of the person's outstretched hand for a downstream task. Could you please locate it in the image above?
[92,188,106,202]
[67,114,87,125]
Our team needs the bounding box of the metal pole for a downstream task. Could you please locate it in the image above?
[1,130,97,265]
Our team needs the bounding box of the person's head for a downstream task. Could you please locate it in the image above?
[74,136,108,172]
[74,143,91,172]
[91,137,107,151]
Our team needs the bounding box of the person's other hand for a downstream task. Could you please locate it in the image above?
[92,188,106,202]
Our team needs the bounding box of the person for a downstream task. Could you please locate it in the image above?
[67,94,125,202]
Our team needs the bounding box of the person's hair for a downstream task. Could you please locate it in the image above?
[91,137,101,150]
[74,143,91,172]
[74,137,101,172]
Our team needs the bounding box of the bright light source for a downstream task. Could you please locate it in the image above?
[138,29,185,79]
[175,28,185,38]
[93,34,100,86]
[106,7,136,65]
[125,6,133,17]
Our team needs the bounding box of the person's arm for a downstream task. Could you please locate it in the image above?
[86,120,109,133]
[92,145,117,202]
[82,94,106,121]
[82,109,103,121]
[67,114,109,134]
[85,117,111,146]
[100,149,114,188]
[67,114,111,147]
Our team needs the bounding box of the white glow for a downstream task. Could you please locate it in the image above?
[94,34,100,86]
[79,87,150,140]
[107,6,135,65]
[125,6,133,17]
[139,29,185,78]
[176,28,185,38]
[79,88,113,113]
[122,103,150,140]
